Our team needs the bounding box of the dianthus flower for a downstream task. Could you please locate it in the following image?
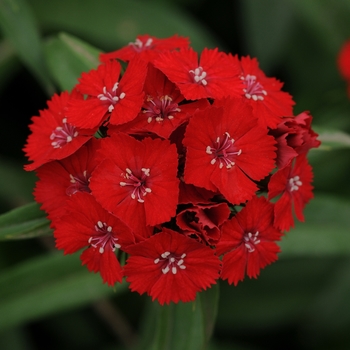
[34,138,100,221]
[216,196,282,286]
[337,40,350,97]
[123,228,221,305]
[89,132,179,236]
[238,56,295,129]
[268,154,314,231]
[66,58,147,129]
[183,98,276,204]
[54,192,135,286]
[270,111,320,169]
[153,47,243,100]
[176,202,231,245]
[23,91,96,171]
[100,34,190,63]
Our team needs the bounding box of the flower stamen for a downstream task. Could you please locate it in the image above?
[88,221,121,254]
[50,118,78,148]
[119,167,152,203]
[243,231,260,253]
[206,132,242,169]
[242,74,267,101]
[154,252,187,274]
[189,66,208,86]
[98,83,126,113]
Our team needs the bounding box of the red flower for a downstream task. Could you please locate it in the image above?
[54,192,135,286]
[337,40,350,97]
[216,196,282,286]
[153,47,243,100]
[270,111,320,169]
[34,138,101,221]
[66,58,147,129]
[23,91,96,171]
[238,56,295,129]
[89,133,179,236]
[109,64,209,139]
[183,98,276,205]
[176,202,231,245]
[123,228,221,305]
[100,34,190,63]
[268,154,314,231]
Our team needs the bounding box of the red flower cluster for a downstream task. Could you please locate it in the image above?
[24,34,320,305]
[338,39,350,98]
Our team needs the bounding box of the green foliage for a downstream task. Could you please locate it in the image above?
[1,0,350,349]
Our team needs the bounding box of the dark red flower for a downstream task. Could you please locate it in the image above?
[176,202,231,245]
[100,34,190,63]
[109,64,209,139]
[216,196,282,286]
[183,98,276,205]
[123,228,221,305]
[337,40,350,97]
[34,138,101,221]
[238,56,295,129]
[270,111,321,169]
[153,47,243,100]
[66,58,147,129]
[54,192,135,286]
[268,154,314,231]
[23,91,96,171]
[89,133,179,236]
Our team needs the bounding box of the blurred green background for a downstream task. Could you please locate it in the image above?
[1,0,350,349]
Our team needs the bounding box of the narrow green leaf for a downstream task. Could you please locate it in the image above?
[0,0,55,95]
[137,284,219,350]
[44,32,101,91]
[314,127,350,150]
[30,0,220,52]
[279,194,350,256]
[0,202,51,240]
[0,251,127,330]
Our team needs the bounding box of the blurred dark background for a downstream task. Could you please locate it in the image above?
[1,1,350,349]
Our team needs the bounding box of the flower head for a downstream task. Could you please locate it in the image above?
[268,154,314,231]
[23,91,96,171]
[124,228,221,305]
[100,34,190,63]
[154,47,243,100]
[54,192,135,286]
[183,98,276,204]
[89,133,179,236]
[238,56,295,129]
[216,196,282,285]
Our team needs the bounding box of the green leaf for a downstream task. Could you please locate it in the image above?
[0,202,51,240]
[279,194,350,257]
[44,32,101,91]
[0,0,55,95]
[314,127,350,150]
[136,284,219,350]
[30,0,220,52]
[0,251,127,330]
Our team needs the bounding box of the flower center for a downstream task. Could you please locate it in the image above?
[50,118,78,148]
[119,167,152,203]
[242,74,267,101]
[289,175,302,192]
[88,221,121,254]
[143,95,181,123]
[206,132,242,169]
[243,231,260,253]
[154,251,187,274]
[66,170,91,196]
[98,82,126,113]
[129,38,153,52]
[189,66,207,86]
